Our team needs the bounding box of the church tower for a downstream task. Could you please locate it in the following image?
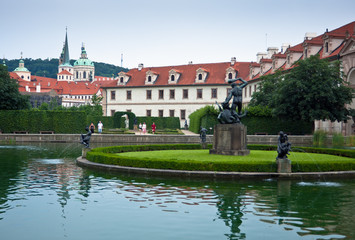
[13,52,31,81]
[73,43,95,81]
[57,28,73,81]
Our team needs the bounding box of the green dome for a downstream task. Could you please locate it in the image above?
[74,58,94,66]
[14,66,29,72]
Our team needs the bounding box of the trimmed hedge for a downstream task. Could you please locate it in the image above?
[87,116,114,129]
[136,117,180,130]
[113,111,136,129]
[86,144,355,173]
[0,110,86,133]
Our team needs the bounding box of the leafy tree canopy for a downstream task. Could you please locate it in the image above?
[4,58,129,79]
[250,55,354,122]
[0,65,30,110]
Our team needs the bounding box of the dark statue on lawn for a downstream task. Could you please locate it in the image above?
[276,131,292,159]
[80,126,92,148]
[217,77,248,124]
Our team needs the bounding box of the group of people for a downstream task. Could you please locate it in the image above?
[138,122,156,135]
[89,121,103,134]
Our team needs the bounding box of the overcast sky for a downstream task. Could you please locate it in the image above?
[1,0,354,69]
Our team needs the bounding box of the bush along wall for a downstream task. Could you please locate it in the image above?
[188,105,313,135]
[0,110,86,133]
[136,117,180,130]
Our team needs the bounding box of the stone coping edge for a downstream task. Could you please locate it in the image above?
[76,157,355,180]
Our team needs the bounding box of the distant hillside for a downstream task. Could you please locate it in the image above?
[4,58,129,79]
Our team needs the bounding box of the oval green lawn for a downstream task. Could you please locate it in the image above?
[117,150,350,163]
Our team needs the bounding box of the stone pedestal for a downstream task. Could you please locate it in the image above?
[82,148,91,158]
[276,158,292,173]
[209,124,250,156]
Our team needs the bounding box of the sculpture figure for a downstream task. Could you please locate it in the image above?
[277,131,291,159]
[80,126,92,148]
[216,76,248,124]
[200,127,207,143]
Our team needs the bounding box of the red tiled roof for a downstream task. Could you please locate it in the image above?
[102,61,251,88]
[287,43,303,52]
[58,70,73,75]
[273,53,286,58]
[260,58,272,63]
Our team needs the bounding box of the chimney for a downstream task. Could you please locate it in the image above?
[188,61,193,65]
[138,63,144,71]
[231,57,236,65]
[281,43,291,54]
[304,32,317,40]
[256,52,267,62]
[267,47,278,58]
[36,84,41,92]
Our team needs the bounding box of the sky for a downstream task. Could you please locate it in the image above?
[1,0,354,70]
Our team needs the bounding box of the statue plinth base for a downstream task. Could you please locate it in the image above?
[276,158,291,173]
[82,148,91,158]
[209,124,250,156]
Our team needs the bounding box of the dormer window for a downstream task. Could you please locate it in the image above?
[325,42,329,53]
[168,69,181,84]
[225,67,237,82]
[195,68,208,83]
[117,71,131,86]
[145,70,158,85]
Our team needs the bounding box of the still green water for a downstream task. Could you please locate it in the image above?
[0,143,354,240]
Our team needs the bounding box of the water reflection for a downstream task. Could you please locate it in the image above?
[0,143,354,240]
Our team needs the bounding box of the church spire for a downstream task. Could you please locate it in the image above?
[62,27,71,66]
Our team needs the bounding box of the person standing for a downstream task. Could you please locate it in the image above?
[151,122,156,134]
[142,122,147,134]
[98,121,103,134]
[89,122,95,134]
[139,123,142,135]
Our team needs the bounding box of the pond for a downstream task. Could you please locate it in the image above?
[0,143,354,240]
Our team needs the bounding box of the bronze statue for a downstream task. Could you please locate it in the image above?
[80,126,92,148]
[217,76,248,124]
[200,127,207,143]
[277,131,291,159]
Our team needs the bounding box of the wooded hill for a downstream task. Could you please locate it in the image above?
[4,58,129,79]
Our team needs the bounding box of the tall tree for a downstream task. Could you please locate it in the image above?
[253,55,354,122]
[0,65,30,110]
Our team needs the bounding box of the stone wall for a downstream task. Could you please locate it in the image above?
[0,133,313,147]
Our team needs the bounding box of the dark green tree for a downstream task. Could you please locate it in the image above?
[0,65,30,110]
[249,70,283,107]
[272,55,353,122]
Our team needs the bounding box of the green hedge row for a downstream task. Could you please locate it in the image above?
[135,117,180,130]
[188,105,313,135]
[0,110,86,133]
[87,116,114,129]
[86,144,355,173]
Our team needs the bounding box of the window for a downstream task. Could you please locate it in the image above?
[183,89,188,99]
[159,90,164,99]
[228,72,233,79]
[148,76,152,82]
[120,77,124,83]
[249,86,252,97]
[169,110,175,117]
[169,89,175,99]
[146,90,152,100]
[171,75,175,81]
[180,110,186,120]
[211,88,217,99]
[126,109,132,112]
[83,71,86,78]
[325,42,329,53]
[159,110,164,117]
[197,89,203,99]
[198,73,203,80]
[126,90,132,100]
[111,91,116,100]
[111,110,115,116]
[146,109,151,117]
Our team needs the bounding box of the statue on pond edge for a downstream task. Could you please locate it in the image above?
[276,131,292,159]
[216,77,248,124]
[80,126,92,148]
